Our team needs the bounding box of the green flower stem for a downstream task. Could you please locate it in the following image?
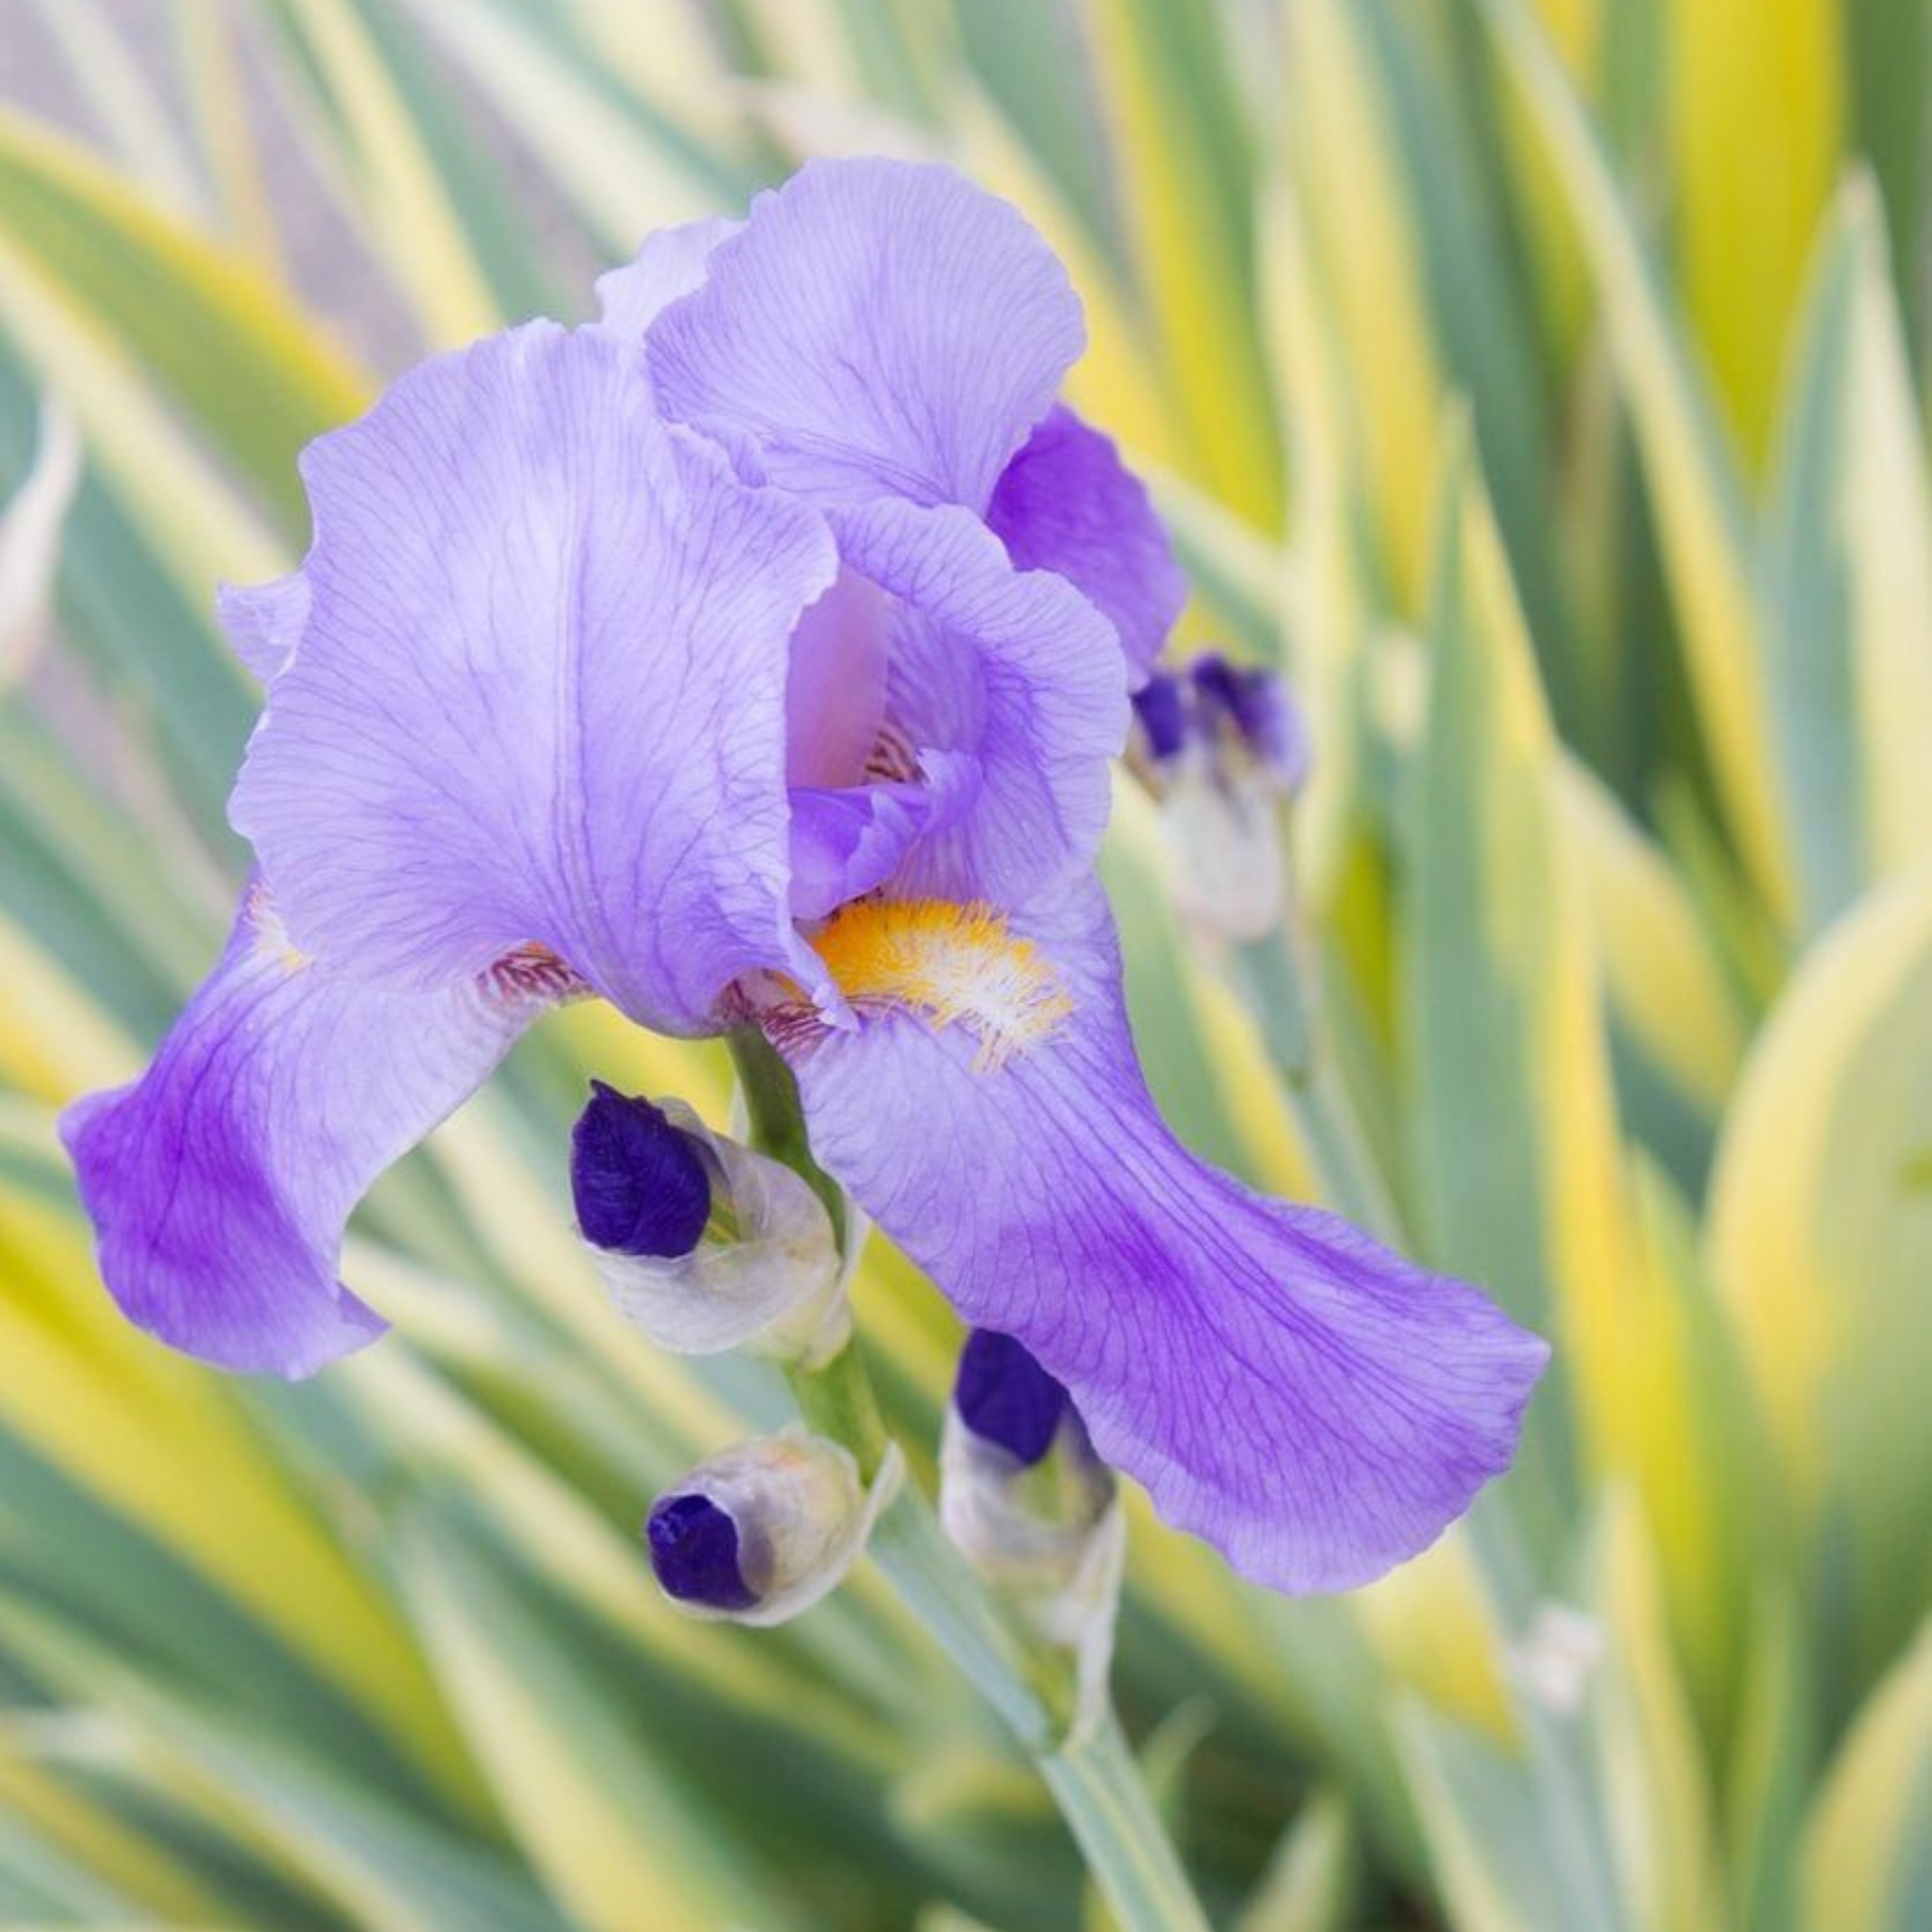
[785,1334,890,1483]
[728,1030,1213,1932]
[868,1476,1212,1932]
[1044,1714,1217,1932]
[727,1029,847,1246]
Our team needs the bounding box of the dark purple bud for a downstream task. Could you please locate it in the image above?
[1187,650,1240,718]
[1190,654,1310,792]
[1131,671,1190,762]
[955,1329,1071,1466]
[571,1081,712,1258]
[646,1492,759,1610]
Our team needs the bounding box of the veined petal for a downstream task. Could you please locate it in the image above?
[216,571,309,682]
[783,883,1549,1594]
[786,569,892,789]
[61,887,563,1377]
[594,215,742,336]
[649,159,1084,511]
[788,783,930,921]
[834,499,1127,906]
[987,407,1187,683]
[231,322,838,1033]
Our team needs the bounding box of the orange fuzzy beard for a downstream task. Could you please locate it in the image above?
[811,899,1073,1071]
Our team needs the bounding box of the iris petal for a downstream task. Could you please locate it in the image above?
[832,499,1127,906]
[61,887,558,1377]
[987,406,1186,684]
[594,214,742,336]
[231,322,837,1034]
[785,569,892,789]
[216,571,309,682]
[789,784,930,921]
[787,880,1548,1594]
[649,158,1084,511]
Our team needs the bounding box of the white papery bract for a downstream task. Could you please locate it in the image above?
[648,1429,903,1627]
[941,1394,1124,1740]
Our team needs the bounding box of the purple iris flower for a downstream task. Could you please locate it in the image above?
[62,159,1546,1594]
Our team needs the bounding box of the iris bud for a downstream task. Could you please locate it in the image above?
[1132,653,1311,944]
[571,1082,711,1257]
[953,1327,1072,1467]
[1129,671,1189,765]
[1161,767,1287,942]
[571,1084,854,1367]
[1189,653,1310,796]
[942,1330,1124,1736]
[646,1431,903,1626]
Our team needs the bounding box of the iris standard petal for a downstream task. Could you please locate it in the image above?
[832,498,1127,906]
[231,322,837,1034]
[649,158,1084,510]
[594,215,742,336]
[784,882,1549,1594]
[61,887,564,1377]
[785,569,892,789]
[216,571,309,682]
[986,406,1187,684]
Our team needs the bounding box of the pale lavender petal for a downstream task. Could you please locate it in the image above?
[61,887,561,1377]
[832,499,1127,906]
[217,571,310,682]
[231,323,838,1034]
[594,215,742,337]
[787,568,892,788]
[786,882,1548,1593]
[650,159,1084,511]
[987,406,1186,683]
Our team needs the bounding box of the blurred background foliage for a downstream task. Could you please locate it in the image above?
[0,0,1927,1926]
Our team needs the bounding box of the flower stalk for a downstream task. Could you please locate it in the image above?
[726,1029,1212,1932]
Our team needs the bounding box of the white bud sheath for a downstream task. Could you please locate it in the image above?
[653,1429,903,1628]
[588,1099,856,1368]
[939,1408,1124,1741]
[1161,762,1288,944]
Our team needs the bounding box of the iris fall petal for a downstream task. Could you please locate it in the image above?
[61,887,562,1376]
[786,880,1548,1593]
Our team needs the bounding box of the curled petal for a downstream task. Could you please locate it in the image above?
[788,783,930,922]
[787,882,1549,1594]
[954,1327,1074,1466]
[216,571,309,682]
[61,888,558,1377]
[570,1082,713,1258]
[594,215,742,337]
[834,499,1127,906]
[987,407,1186,683]
[232,322,838,1034]
[649,158,1084,510]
